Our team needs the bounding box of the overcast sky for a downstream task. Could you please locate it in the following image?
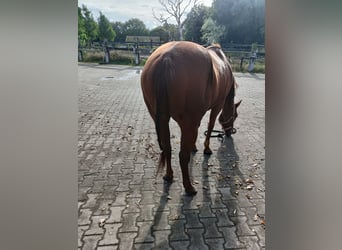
[78,0,213,29]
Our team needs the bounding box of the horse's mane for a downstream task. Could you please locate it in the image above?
[207,43,238,89]
[207,43,221,50]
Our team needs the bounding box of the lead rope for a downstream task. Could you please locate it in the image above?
[204,129,227,142]
[204,127,236,142]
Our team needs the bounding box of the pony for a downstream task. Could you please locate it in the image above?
[141,41,241,195]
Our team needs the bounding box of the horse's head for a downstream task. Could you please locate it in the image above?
[219,97,242,136]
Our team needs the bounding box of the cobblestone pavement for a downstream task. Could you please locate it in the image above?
[78,63,265,250]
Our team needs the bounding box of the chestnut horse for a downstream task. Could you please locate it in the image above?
[141,41,241,195]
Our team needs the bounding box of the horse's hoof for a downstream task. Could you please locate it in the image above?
[163,175,173,183]
[185,187,197,196]
[203,148,212,155]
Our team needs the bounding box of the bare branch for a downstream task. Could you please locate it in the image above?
[152,7,171,25]
[154,0,198,40]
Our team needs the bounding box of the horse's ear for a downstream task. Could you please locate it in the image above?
[235,100,242,109]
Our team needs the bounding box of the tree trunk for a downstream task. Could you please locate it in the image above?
[178,21,183,41]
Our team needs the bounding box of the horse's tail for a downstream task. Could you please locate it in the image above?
[153,56,173,173]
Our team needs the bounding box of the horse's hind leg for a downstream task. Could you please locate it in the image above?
[204,106,221,155]
[179,124,198,195]
[191,122,201,153]
[159,115,173,182]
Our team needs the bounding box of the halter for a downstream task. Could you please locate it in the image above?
[219,115,237,135]
[204,114,236,141]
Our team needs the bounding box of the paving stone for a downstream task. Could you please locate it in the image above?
[140,191,155,204]
[135,221,154,243]
[137,204,154,222]
[93,199,112,216]
[170,240,190,250]
[79,208,92,226]
[168,204,185,220]
[117,232,137,250]
[82,194,98,209]
[85,215,108,235]
[214,208,234,227]
[113,192,127,206]
[119,213,139,232]
[218,187,236,200]
[240,235,261,250]
[78,225,89,248]
[187,228,209,250]
[152,211,171,230]
[169,219,188,241]
[200,218,223,239]
[133,243,154,250]
[107,206,125,223]
[205,238,225,249]
[230,216,256,236]
[240,206,261,226]
[184,210,203,229]
[82,235,102,250]
[219,227,245,249]
[78,66,265,250]
[97,246,118,250]
[79,187,91,202]
[124,197,141,213]
[153,230,172,249]
[252,225,266,247]
[99,223,122,245]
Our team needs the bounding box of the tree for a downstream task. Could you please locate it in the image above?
[124,18,149,37]
[211,0,265,44]
[98,12,116,42]
[111,21,126,42]
[200,17,225,44]
[153,0,198,40]
[78,7,87,47]
[183,4,210,43]
[81,5,98,45]
[150,26,169,43]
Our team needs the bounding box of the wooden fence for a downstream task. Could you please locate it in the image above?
[78,39,264,71]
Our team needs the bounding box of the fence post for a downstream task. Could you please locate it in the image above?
[248,52,256,72]
[134,41,140,65]
[240,57,244,71]
[78,50,83,62]
[103,40,110,64]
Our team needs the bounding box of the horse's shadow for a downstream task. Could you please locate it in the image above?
[195,135,248,248]
[136,136,249,249]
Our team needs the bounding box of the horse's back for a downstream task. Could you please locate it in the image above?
[141,41,213,123]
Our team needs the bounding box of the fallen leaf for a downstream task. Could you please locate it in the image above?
[253,214,258,221]
[99,219,106,227]
[246,178,254,184]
